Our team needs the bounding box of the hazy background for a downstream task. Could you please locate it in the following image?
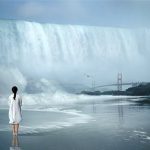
[0,0,150,95]
[0,0,150,27]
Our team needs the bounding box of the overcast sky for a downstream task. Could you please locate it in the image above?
[0,0,150,27]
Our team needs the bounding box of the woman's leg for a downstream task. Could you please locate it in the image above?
[11,124,15,135]
[12,134,19,146]
[15,124,19,135]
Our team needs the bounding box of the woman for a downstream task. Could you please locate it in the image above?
[8,86,22,136]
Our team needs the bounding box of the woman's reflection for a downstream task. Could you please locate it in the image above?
[10,135,22,150]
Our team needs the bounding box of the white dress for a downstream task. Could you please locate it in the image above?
[8,94,22,124]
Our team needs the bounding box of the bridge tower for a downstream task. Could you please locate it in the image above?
[117,73,122,91]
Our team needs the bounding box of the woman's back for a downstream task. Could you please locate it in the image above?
[8,94,22,124]
[9,86,22,136]
[9,94,22,107]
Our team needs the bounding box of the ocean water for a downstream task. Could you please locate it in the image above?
[0,95,150,150]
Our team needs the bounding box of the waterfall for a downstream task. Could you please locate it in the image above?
[0,19,149,95]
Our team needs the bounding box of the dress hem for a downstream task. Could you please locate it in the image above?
[9,122,20,124]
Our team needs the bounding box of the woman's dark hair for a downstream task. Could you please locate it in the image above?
[12,86,18,100]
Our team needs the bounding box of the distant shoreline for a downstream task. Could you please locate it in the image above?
[80,82,150,96]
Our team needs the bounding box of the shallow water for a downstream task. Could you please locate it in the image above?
[0,96,150,150]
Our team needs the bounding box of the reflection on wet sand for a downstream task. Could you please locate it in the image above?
[92,101,96,113]
[117,99,124,124]
[10,135,22,150]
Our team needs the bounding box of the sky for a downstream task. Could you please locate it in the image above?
[0,0,150,27]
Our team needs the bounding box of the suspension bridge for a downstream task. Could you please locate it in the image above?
[60,73,141,92]
[88,73,140,91]
[92,73,141,91]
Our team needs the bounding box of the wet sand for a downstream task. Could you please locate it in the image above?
[0,96,150,150]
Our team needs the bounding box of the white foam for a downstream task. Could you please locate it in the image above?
[0,107,92,134]
[134,130,146,134]
[19,110,92,134]
[145,136,150,140]
[133,130,150,141]
[0,92,142,109]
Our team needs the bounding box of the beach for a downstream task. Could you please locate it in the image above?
[0,96,150,150]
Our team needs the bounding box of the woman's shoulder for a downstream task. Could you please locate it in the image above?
[17,94,22,99]
[8,94,13,99]
[9,94,22,100]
